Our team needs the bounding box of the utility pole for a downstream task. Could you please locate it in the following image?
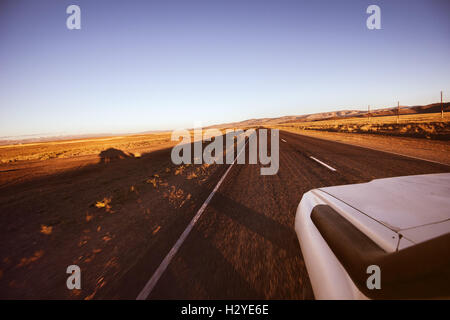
[397,101,400,124]
[441,91,444,120]
[368,105,371,123]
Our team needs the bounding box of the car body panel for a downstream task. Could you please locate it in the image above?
[296,190,368,299]
[295,173,450,300]
[400,219,450,244]
[319,173,450,232]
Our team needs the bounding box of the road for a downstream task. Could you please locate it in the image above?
[105,129,449,299]
[1,129,448,299]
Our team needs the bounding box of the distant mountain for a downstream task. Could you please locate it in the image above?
[206,102,450,129]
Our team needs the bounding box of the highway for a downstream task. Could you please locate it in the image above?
[107,129,449,299]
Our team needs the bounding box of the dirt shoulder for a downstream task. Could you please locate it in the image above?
[0,131,238,299]
[0,142,227,299]
[277,128,450,166]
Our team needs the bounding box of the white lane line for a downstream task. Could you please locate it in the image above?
[281,139,287,143]
[309,156,337,172]
[136,141,249,300]
[285,130,450,167]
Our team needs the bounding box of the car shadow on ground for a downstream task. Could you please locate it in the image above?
[98,148,135,163]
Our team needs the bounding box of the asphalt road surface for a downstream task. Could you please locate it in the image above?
[105,129,449,300]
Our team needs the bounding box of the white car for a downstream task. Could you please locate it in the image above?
[295,173,450,300]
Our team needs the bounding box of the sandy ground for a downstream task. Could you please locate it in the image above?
[278,128,450,166]
[0,133,174,163]
[0,141,228,299]
[277,112,450,140]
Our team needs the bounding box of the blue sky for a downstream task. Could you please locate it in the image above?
[0,0,449,137]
